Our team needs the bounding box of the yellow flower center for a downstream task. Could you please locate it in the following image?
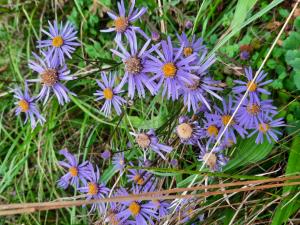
[183,47,193,57]
[18,99,29,112]
[41,69,58,86]
[103,88,113,100]
[88,182,98,195]
[133,174,145,185]
[207,125,218,137]
[52,36,64,47]
[129,202,141,216]
[221,115,235,126]
[69,167,78,177]
[136,133,151,148]
[247,81,257,92]
[246,103,261,115]
[125,56,142,74]
[258,123,270,133]
[177,123,193,139]
[162,63,177,78]
[203,153,217,170]
[114,16,129,33]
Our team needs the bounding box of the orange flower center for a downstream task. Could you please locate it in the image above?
[18,99,29,112]
[133,174,145,185]
[88,182,98,195]
[136,133,151,148]
[183,47,193,57]
[177,123,193,139]
[114,17,129,33]
[207,125,218,137]
[41,69,58,86]
[203,153,217,170]
[221,115,235,126]
[247,81,257,92]
[129,202,141,216]
[258,123,270,133]
[52,36,64,47]
[103,88,113,100]
[69,167,78,177]
[162,63,177,78]
[246,103,260,115]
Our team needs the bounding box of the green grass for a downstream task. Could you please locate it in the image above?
[0,0,300,224]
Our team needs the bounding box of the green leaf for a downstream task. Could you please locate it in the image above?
[224,136,274,171]
[285,50,300,63]
[289,58,300,71]
[271,136,300,224]
[231,0,258,29]
[100,165,117,185]
[271,79,283,89]
[283,32,300,50]
[127,110,169,129]
[267,59,277,69]
[294,16,300,31]
[293,71,300,90]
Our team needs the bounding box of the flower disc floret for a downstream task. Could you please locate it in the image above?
[162,63,177,78]
[41,69,58,86]
[52,36,64,47]
[114,16,129,33]
[129,202,141,216]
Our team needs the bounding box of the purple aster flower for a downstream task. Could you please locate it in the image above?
[13,82,45,129]
[100,0,148,41]
[180,54,222,112]
[111,32,157,99]
[248,114,284,144]
[101,150,111,160]
[236,97,278,129]
[233,67,273,103]
[176,32,206,59]
[239,44,252,61]
[176,116,203,145]
[131,129,173,159]
[116,186,158,225]
[94,72,126,117]
[184,20,193,29]
[28,52,76,105]
[57,149,91,189]
[78,164,110,213]
[127,163,151,186]
[201,113,220,145]
[151,31,160,42]
[198,142,229,171]
[144,181,170,219]
[240,51,250,60]
[213,96,247,143]
[37,20,80,65]
[112,152,126,172]
[145,36,199,100]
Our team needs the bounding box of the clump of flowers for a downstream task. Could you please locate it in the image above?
[10,0,286,224]
[13,20,80,129]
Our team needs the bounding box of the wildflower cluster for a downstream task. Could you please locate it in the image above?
[13,21,80,128]
[11,0,286,224]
